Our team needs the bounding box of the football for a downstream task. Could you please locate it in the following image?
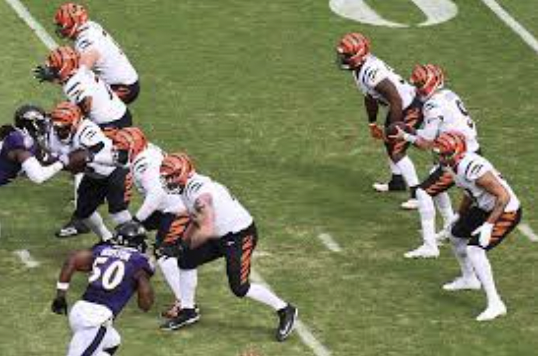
[65,149,89,173]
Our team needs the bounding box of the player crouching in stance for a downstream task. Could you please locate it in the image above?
[0,105,64,186]
[433,132,521,321]
[390,64,481,259]
[112,127,194,319]
[51,222,154,355]
[159,153,298,341]
[336,32,422,209]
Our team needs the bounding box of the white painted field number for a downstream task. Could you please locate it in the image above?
[329,0,458,27]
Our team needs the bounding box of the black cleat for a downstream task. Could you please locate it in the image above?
[160,308,200,331]
[276,304,298,342]
[55,218,90,238]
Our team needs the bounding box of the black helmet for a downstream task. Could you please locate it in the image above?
[112,221,148,253]
[13,104,48,139]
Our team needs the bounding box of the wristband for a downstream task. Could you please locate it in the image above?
[402,133,417,144]
[56,282,70,291]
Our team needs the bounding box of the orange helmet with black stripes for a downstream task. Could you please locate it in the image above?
[54,2,89,39]
[336,32,371,70]
[410,64,445,99]
[112,127,148,162]
[46,46,80,82]
[160,153,196,193]
[50,101,83,142]
[433,131,467,167]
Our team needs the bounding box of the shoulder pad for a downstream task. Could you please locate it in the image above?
[463,157,489,181]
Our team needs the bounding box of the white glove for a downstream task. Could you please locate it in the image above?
[472,222,494,248]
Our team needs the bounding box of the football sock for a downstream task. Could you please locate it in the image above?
[84,212,113,241]
[467,246,502,304]
[434,192,455,226]
[179,269,198,309]
[395,156,419,188]
[111,210,132,225]
[417,189,437,247]
[158,256,181,301]
[246,283,287,311]
[450,237,475,279]
[73,173,83,207]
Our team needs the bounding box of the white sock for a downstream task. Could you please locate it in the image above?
[417,188,437,248]
[246,283,287,311]
[83,212,113,241]
[395,156,419,187]
[449,237,475,279]
[111,210,132,225]
[179,269,198,309]
[467,246,502,305]
[158,256,181,301]
[388,158,402,175]
[434,192,455,227]
[73,173,83,207]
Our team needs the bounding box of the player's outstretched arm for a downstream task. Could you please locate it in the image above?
[10,149,64,184]
[135,270,154,312]
[52,250,93,315]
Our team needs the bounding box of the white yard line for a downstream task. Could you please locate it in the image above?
[317,233,342,253]
[518,223,538,242]
[481,0,538,55]
[4,0,57,50]
[250,269,332,356]
[13,249,40,268]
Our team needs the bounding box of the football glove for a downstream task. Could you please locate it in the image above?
[472,222,494,248]
[51,296,68,315]
[368,123,384,140]
[33,65,57,83]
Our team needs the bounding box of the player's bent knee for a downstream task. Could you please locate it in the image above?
[230,282,250,298]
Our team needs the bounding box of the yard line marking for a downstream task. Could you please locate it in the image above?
[317,233,342,253]
[480,0,538,55]
[4,0,57,50]
[250,269,331,356]
[13,249,40,268]
[518,223,538,242]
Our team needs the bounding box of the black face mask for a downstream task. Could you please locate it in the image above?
[335,52,353,70]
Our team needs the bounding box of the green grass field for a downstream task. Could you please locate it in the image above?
[1,0,538,355]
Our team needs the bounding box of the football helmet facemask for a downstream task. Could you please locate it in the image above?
[54,2,89,39]
[112,221,148,253]
[336,32,371,70]
[433,131,467,167]
[13,104,49,141]
[46,46,80,82]
[160,152,195,194]
[50,101,83,143]
[410,64,445,100]
[112,127,148,165]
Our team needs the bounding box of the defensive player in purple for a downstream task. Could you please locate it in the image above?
[51,222,154,355]
[0,105,64,186]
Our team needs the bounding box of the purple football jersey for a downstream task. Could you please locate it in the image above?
[82,244,154,317]
[0,129,37,186]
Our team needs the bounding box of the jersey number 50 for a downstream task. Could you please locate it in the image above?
[88,257,126,290]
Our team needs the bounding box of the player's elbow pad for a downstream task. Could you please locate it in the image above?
[22,157,63,184]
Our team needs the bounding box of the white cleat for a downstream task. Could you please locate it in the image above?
[372,182,390,192]
[400,198,419,210]
[476,301,507,322]
[442,277,481,291]
[404,244,439,259]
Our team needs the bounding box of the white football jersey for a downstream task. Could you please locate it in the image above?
[352,55,416,109]
[63,66,127,126]
[451,153,519,212]
[131,143,186,220]
[48,119,116,177]
[418,89,480,153]
[181,173,253,237]
[75,21,138,86]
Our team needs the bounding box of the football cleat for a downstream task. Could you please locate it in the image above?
[161,300,182,319]
[442,276,481,291]
[404,244,439,259]
[55,218,90,238]
[476,300,506,322]
[400,198,419,210]
[276,304,298,342]
[372,176,406,192]
[160,308,200,331]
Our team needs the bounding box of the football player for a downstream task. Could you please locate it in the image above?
[51,222,154,355]
[159,153,297,342]
[0,105,65,186]
[336,32,422,209]
[433,132,521,321]
[390,64,481,258]
[48,101,133,241]
[112,127,195,319]
[37,2,140,104]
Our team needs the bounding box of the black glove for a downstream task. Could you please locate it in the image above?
[33,65,57,83]
[159,239,189,259]
[51,296,68,315]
